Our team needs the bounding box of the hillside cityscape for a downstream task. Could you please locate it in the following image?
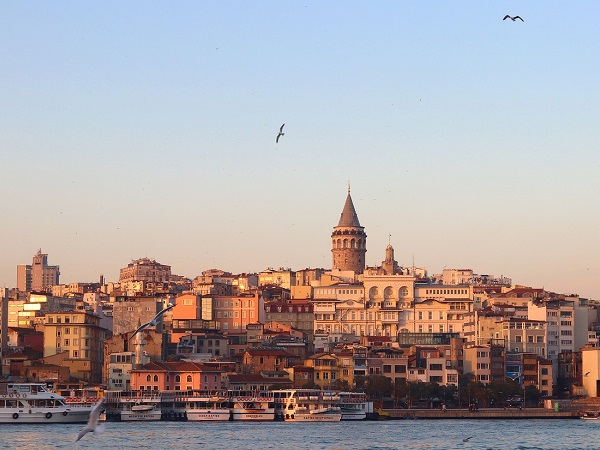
[1,189,598,409]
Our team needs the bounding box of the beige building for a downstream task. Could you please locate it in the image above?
[464,346,493,383]
[17,249,60,293]
[312,283,371,337]
[258,268,296,290]
[208,291,265,332]
[43,310,108,383]
[304,352,353,389]
[264,300,314,338]
[119,257,171,283]
[112,296,172,337]
[404,298,473,336]
[528,297,589,364]
[582,347,600,397]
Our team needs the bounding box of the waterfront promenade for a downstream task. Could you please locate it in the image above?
[383,407,579,419]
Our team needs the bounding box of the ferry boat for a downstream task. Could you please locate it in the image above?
[0,383,94,423]
[229,391,275,421]
[272,389,342,422]
[162,391,230,421]
[338,392,371,420]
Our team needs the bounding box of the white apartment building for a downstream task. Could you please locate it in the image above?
[528,298,588,360]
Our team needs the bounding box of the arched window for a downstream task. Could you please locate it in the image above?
[343,239,348,248]
[350,239,356,248]
[175,375,181,382]
[369,287,379,301]
[399,286,409,297]
[153,375,159,382]
[187,375,192,383]
[146,375,151,382]
[384,287,394,300]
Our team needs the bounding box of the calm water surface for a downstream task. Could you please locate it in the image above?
[3,419,600,450]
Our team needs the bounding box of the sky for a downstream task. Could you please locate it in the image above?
[1,2,599,299]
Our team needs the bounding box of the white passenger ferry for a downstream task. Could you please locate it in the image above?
[272,389,342,422]
[0,383,94,423]
[163,391,230,421]
[338,392,371,420]
[229,391,275,421]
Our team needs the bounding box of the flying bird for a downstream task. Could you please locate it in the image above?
[463,437,474,442]
[503,15,524,22]
[584,372,591,377]
[276,123,285,143]
[128,303,175,342]
[76,398,106,442]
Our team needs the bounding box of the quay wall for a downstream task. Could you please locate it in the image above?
[383,408,579,420]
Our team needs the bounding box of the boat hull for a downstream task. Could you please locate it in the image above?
[0,409,91,424]
[230,409,274,421]
[186,410,230,421]
[341,411,367,420]
[285,413,342,422]
[120,410,162,421]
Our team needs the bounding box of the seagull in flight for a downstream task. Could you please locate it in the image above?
[584,372,591,377]
[76,398,105,441]
[503,15,524,22]
[463,437,473,442]
[128,303,175,342]
[276,123,285,143]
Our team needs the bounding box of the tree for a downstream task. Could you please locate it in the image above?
[363,375,393,399]
[332,379,350,391]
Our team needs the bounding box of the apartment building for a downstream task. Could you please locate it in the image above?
[43,310,108,383]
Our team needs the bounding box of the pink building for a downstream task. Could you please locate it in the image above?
[130,361,223,391]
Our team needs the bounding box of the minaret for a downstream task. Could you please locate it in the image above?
[331,185,367,274]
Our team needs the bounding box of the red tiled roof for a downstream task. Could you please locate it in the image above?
[367,336,391,342]
[228,373,270,383]
[245,348,290,357]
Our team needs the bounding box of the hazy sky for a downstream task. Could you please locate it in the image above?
[1,2,599,299]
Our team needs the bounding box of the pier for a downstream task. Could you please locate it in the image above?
[381,408,579,420]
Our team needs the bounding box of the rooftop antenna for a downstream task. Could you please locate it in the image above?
[388,234,391,245]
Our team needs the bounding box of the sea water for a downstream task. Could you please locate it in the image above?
[2,419,599,450]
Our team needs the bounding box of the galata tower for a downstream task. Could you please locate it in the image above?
[331,186,367,274]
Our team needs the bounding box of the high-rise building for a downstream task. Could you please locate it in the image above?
[17,249,60,293]
[331,187,367,274]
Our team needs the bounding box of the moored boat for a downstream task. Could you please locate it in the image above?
[581,411,599,420]
[0,383,94,424]
[163,391,230,421]
[229,391,275,421]
[273,389,342,422]
[338,392,371,420]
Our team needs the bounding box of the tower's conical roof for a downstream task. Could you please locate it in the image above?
[337,191,362,227]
